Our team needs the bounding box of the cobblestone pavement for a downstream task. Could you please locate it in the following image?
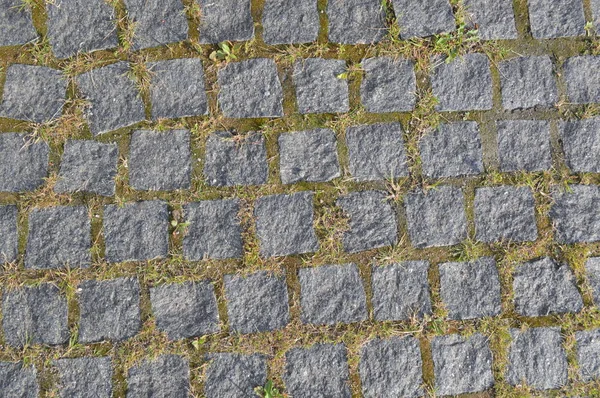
[2,0,600,397]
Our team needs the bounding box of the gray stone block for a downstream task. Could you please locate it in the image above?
[204,353,266,398]
[0,64,67,123]
[262,0,319,44]
[463,0,518,39]
[298,263,367,325]
[560,118,600,173]
[203,131,268,186]
[293,58,349,114]
[431,333,494,395]
[0,362,38,398]
[197,0,254,43]
[150,281,220,340]
[55,140,118,196]
[183,199,243,260]
[499,56,557,110]
[127,355,189,397]
[576,329,600,382]
[25,206,91,269]
[279,128,340,184]
[404,186,467,248]
[327,0,387,44]
[392,0,455,38]
[46,0,118,59]
[586,257,600,307]
[563,56,600,104]
[254,191,319,257]
[284,343,351,398]
[129,129,191,191]
[527,0,585,39]
[506,327,567,389]
[360,57,416,113]
[430,53,493,111]
[419,121,484,178]
[103,201,169,263]
[550,185,600,244]
[77,62,145,136]
[593,0,600,30]
[2,283,69,347]
[123,0,187,50]
[224,271,289,334]
[217,58,283,118]
[0,0,37,47]
[78,277,141,343]
[497,120,552,172]
[55,357,112,398]
[0,133,49,192]
[0,205,17,263]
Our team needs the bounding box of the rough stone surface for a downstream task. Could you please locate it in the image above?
[527,0,585,39]
[25,206,91,269]
[0,64,67,123]
[0,133,49,193]
[506,327,568,389]
[217,58,283,118]
[594,0,600,30]
[0,0,37,47]
[254,192,319,257]
[419,121,484,178]
[560,118,600,173]
[55,140,118,196]
[129,129,191,191]
[103,201,169,263]
[439,257,502,320]
[124,0,187,50]
[262,0,319,44]
[404,186,468,248]
[148,58,208,119]
[586,257,600,307]
[77,62,145,136]
[346,122,409,181]
[78,277,141,343]
[183,199,243,260]
[298,263,367,325]
[0,205,17,263]
[150,281,220,340]
[204,353,266,398]
[497,120,553,172]
[293,58,349,114]
[0,362,38,398]
[392,0,455,38]
[54,357,112,398]
[2,283,69,347]
[127,355,189,397]
[463,0,518,39]
[563,56,600,104]
[284,343,351,398]
[550,185,600,244]
[360,57,416,113]
[576,329,600,382]
[46,0,118,58]
[474,186,538,242]
[197,0,254,43]
[431,333,494,396]
[499,56,558,110]
[327,0,387,44]
[203,131,268,187]
[337,190,398,252]
[224,271,290,334]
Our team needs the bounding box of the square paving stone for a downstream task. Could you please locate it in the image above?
[224,271,289,334]
[0,64,67,123]
[0,0,37,47]
[123,0,187,50]
[25,206,91,269]
[576,329,600,382]
[54,357,112,398]
[497,120,552,172]
[262,0,319,44]
[337,190,398,253]
[563,56,600,104]
[217,58,283,118]
[293,58,349,114]
[183,199,243,260]
[550,185,600,244]
[392,0,455,38]
[474,186,538,242]
[46,0,118,59]
[506,327,567,389]
[284,343,351,398]
[404,186,468,248]
[103,201,169,263]
[560,118,600,173]
[298,263,367,325]
[419,121,484,178]
[372,261,432,321]
[197,0,254,43]
[430,53,492,111]
[0,362,38,397]
[463,0,517,39]
[431,333,494,395]
[129,129,191,191]
[359,337,423,398]
[77,62,145,136]
[0,205,17,263]
[278,128,340,184]
[586,257,600,307]
[327,0,387,44]
[254,192,319,257]
[346,122,409,181]
[127,355,189,397]
[0,133,49,193]
[2,283,69,347]
[148,58,208,120]
[360,57,416,113]
[499,56,557,110]
[527,0,585,39]
[594,0,600,30]
[150,281,220,340]
[78,277,141,343]
[203,131,268,187]
[439,257,501,320]
[204,353,266,398]
[55,140,118,196]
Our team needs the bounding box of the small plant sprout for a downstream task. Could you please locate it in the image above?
[210,42,237,62]
[254,380,284,398]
